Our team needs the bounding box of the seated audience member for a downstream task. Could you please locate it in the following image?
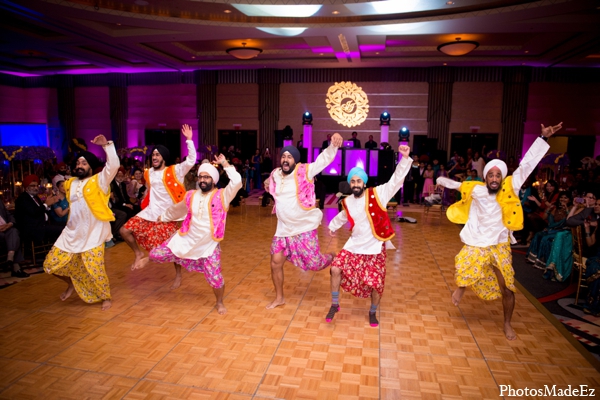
[582,198,600,316]
[465,169,483,182]
[52,162,70,191]
[0,200,29,277]
[108,192,128,242]
[526,192,570,269]
[127,168,146,205]
[50,180,69,227]
[524,179,560,243]
[111,167,138,218]
[15,175,63,245]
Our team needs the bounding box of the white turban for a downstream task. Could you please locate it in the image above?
[483,159,508,179]
[198,163,219,183]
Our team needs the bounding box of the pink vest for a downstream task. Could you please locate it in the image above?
[269,163,315,214]
[179,189,227,241]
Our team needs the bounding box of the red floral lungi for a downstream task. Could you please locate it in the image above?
[331,247,387,298]
[123,216,178,251]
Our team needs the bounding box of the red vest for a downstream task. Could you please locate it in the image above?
[140,165,186,210]
[342,187,395,241]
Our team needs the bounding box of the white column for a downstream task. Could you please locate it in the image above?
[380,125,389,144]
[304,125,313,162]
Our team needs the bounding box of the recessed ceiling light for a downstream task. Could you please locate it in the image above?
[332,10,339,15]
[224,9,231,13]
[443,62,447,65]
[319,53,323,55]
[376,52,379,55]
[446,1,454,4]
[116,23,121,26]
[191,56,196,59]
[134,0,149,5]
[524,50,529,53]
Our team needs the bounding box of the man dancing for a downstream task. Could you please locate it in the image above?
[327,145,412,327]
[120,124,197,273]
[43,135,119,311]
[437,122,562,340]
[142,155,241,314]
[265,133,343,309]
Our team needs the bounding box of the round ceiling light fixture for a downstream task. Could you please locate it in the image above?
[226,42,262,60]
[437,37,479,56]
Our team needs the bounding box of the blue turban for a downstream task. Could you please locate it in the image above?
[281,146,301,163]
[347,167,368,184]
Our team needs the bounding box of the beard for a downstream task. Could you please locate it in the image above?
[486,182,500,195]
[74,167,90,179]
[352,186,365,198]
[281,161,296,175]
[153,159,165,170]
[26,187,39,196]
[199,181,214,193]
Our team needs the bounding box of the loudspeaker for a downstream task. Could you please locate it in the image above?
[299,147,308,163]
[275,130,284,147]
[378,150,395,182]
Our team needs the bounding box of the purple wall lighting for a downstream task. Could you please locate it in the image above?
[344,149,367,175]
[322,149,342,176]
[359,44,386,52]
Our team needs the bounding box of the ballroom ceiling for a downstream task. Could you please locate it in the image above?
[1,0,599,76]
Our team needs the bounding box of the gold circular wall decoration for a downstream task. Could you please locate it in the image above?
[325,81,369,128]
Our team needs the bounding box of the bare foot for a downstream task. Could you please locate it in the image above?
[131,256,149,271]
[216,302,227,315]
[504,323,517,341]
[170,275,182,290]
[101,300,112,311]
[451,287,465,306]
[265,298,285,309]
[60,284,74,301]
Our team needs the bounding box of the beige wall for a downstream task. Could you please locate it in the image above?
[74,87,111,156]
[279,82,428,151]
[448,82,503,155]
[216,83,259,132]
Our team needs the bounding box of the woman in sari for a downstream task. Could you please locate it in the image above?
[582,198,600,315]
[526,192,571,270]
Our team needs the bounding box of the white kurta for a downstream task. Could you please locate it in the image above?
[437,137,550,248]
[136,140,197,222]
[271,144,338,237]
[54,143,120,253]
[329,157,412,255]
[162,167,241,260]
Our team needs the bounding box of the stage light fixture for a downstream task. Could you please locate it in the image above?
[379,111,391,126]
[399,126,410,142]
[302,111,313,125]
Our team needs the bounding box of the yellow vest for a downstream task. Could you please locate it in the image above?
[64,175,115,222]
[446,176,523,230]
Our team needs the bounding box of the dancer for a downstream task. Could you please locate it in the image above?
[43,135,119,311]
[437,122,562,340]
[326,145,411,327]
[120,124,197,272]
[265,132,343,309]
[142,154,241,314]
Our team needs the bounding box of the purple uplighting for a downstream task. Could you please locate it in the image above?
[359,44,385,52]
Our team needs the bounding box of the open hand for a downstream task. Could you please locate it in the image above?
[331,133,343,148]
[181,124,193,140]
[91,135,108,146]
[541,122,563,138]
[213,153,226,165]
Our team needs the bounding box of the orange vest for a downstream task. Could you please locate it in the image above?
[140,165,186,209]
[342,187,395,241]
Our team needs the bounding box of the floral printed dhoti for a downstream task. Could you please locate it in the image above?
[332,247,387,298]
[43,244,111,303]
[123,216,178,251]
[454,242,516,301]
[271,229,332,271]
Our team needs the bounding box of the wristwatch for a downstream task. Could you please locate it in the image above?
[540,134,549,142]
[102,140,114,147]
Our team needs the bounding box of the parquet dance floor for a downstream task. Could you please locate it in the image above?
[0,206,599,399]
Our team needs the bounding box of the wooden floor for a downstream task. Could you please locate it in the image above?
[0,205,599,399]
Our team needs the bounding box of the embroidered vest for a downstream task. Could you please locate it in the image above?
[179,189,227,241]
[141,165,185,210]
[64,174,114,222]
[268,163,315,214]
[342,187,395,241]
[446,176,524,230]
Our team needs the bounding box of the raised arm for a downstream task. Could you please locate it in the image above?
[511,122,561,193]
[92,135,120,193]
[161,198,188,222]
[214,154,242,205]
[436,177,461,191]
[375,145,413,204]
[308,133,343,179]
[175,124,198,180]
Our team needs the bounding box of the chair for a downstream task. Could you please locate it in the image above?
[23,239,53,266]
[424,185,445,216]
[571,225,588,305]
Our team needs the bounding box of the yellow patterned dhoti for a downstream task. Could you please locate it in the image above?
[454,242,515,301]
[43,244,111,303]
